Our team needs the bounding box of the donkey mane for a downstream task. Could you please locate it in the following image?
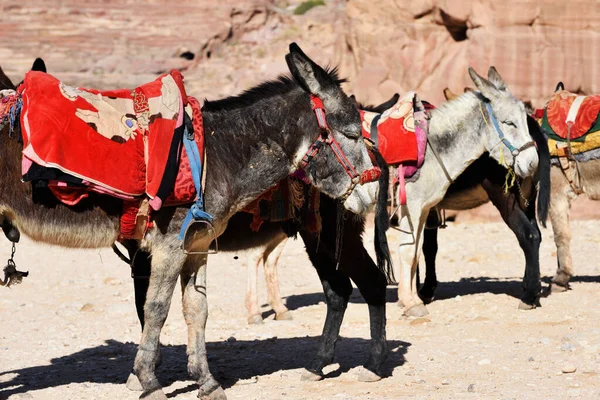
[202,67,345,112]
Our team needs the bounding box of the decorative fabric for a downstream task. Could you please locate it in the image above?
[359,91,428,178]
[243,177,321,233]
[542,90,600,141]
[19,70,185,207]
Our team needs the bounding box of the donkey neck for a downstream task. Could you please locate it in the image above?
[201,88,317,218]
[427,93,489,182]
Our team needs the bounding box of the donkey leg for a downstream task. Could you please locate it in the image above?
[180,255,226,400]
[549,168,575,291]
[133,243,186,400]
[299,230,352,381]
[245,247,264,325]
[397,208,428,317]
[340,245,388,380]
[127,249,152,392]
[263,235,291,321]
[419,226,439,304]
[483,182,542,309]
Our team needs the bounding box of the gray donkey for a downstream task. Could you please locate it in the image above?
[0,43,380,400]
[396,67,541,317]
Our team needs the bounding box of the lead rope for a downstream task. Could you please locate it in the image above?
[0,243,28,288]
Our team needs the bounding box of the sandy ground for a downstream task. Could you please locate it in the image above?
[1,216,599,400]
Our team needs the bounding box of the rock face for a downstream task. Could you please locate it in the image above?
[1,0,598,108]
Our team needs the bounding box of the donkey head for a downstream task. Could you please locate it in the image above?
[285,43,378,215]
[469,66,539,178]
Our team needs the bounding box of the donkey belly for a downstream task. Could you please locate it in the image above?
[1,204,120,249]
[216,212,286,252]
[437,185,490,210]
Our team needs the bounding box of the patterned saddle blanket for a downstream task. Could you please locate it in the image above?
[540,88,600,157]
[359,91,428,178]
[19,70,189,210]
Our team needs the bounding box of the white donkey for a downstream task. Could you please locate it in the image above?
[396,67,540,316]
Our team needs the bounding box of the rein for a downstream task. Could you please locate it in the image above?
[297,95,381,200]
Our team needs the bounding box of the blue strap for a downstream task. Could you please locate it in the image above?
[178,122,213,240]
[485,102,517,154]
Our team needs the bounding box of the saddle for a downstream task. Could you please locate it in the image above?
[359,91,430,204]
[542,90,600,157]
[15,70,206,239]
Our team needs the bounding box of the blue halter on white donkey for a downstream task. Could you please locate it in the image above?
[394,66,539,317]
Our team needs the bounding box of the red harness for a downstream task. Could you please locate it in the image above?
[298,95,381,199]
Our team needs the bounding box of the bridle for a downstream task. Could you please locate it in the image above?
[297,94,381,200]
[480,101,536,167]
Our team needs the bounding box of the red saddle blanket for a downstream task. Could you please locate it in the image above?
[20,70,187,209]
[543,90,600,141]
[359,91,428,176]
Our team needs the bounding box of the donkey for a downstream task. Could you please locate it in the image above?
[411,87,550,310]
[394,67,540,317]
[0,43,382,400]
[122,147,393,388]
[544,86,600,292]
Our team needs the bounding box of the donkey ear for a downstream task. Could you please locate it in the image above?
[468,67,498,100]
[285,42,332,96]
[0,65,15,90]
[31,58,47,73]
[443,88,458,101]
[487,66,506,90]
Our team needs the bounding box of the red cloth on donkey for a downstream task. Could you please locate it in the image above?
[20,70,185,208]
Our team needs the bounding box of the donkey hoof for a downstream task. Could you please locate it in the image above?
[357,368,382,382]
[140,388,168,400]
[301,369,323,381]
[403,304,429,317]
[247,315,263,325]
[518,301,536,311]
[275,311,293,321]
[550,283,569,293]
[198,386,227,400]
[126,372,144,391]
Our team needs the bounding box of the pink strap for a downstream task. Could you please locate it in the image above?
[398,164,407,205]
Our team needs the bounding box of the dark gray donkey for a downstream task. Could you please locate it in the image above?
[0,43,381,400]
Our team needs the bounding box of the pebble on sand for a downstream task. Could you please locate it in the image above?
[562,364,577,374]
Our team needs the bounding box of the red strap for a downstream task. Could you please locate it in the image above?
[398,164,407,205]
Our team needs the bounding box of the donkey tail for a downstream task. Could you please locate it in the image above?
[372,149,395,283]
[527,115,550,227]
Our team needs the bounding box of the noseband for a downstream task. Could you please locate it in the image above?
[297,95,381,200]
[481,102,536,166]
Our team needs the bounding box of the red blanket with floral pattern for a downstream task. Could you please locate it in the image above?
[20,70,187,210]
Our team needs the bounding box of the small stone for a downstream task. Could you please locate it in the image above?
[79,303,94,312]
[410,317,431,326]
[478,359,491,366]
[562,343,577,352]
[562,364,577,374]
[442,379,450,385]
[416,379,426,384]
[528,357,535,362]
[226,336,236,343]
[467,384,475,392]
[103,277,122,286]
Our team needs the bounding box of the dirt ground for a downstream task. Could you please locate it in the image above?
[1,204,599,400]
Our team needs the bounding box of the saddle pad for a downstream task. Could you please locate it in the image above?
[20,70,184,205]
[542,90,600,141]
[548,130,600,157]
[360,91,428,177]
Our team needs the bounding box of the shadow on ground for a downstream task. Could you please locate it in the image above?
[0,336,409,398]
[284,275,600,311]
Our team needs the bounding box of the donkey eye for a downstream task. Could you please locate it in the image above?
[503,120,517,128]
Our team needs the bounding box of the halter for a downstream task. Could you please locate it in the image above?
[480,102,536,166]
[297,95,381,200]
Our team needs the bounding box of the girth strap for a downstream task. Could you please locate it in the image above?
[178,112,213,240]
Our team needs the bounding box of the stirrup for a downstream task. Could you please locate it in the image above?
[181,219,219,255]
